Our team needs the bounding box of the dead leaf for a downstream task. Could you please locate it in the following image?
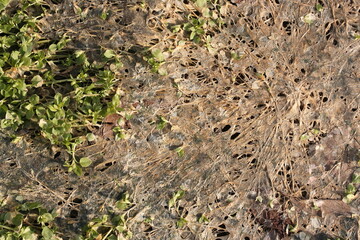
[98,114,121,140]
[314,199,359,217]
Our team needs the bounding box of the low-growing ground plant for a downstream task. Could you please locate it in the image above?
[0,196,133,240]
[0,0,125,175]
[0,199,59,240]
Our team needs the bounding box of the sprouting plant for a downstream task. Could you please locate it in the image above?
[183,17,207,44]
[82,193,133,240]
[170,0,224,45]
[156,115,168,130]
[198,214,209,224]
[115,192,132,211]
[82,214,133,240]
[343,170,360,203]
[175,147,185,157]
[144,48,167,75]
[315,3,324,12]
[168,190,185,209]
[176,217,188,228]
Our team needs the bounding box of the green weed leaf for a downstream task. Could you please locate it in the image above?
[86,133,96,142]
[175,147,184,157]
[38,213,54,223]
[41,226,54,240]
[151,48,165,62]
[0,0,11,11]
[176,218,187,228]
[116,192,131,210]
[21,202,41,211]
[198,214,209,223]
[79,157,92,167]
[104,49,115,59]
[195,0,207,8]
[168,190,185,208]
[12,213,24,226]
[31,75,44,88]
[345,183,356,195]
[72,164,83,176]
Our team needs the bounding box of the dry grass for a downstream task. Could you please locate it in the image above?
[1,0,359,239]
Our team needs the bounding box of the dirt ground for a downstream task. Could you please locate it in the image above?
[1,0,360,239]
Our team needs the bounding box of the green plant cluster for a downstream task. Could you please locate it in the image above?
[0,200,58,240]
[0,1,124,175]
[0,194,133,240]
[171,0,224,46]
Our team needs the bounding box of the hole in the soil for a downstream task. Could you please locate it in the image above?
[229,191,235,195]
[322,97,328,102]
[193,10,201,16]
[277,92,286,97]
[72,198,83,204]
[301,68,306,74]
[57,201,64,205]
[300,101,305,111]
[289,56,294,64]
[294,119,300,125]
[222,125,231,132]
[351,108,357,112]
[182,73,189,79]
[54,152,61,158]
[69,210,79,218]
[239,153,252,159]
[213,127,220,133]
[244,237,251,240]
[213,224,230,237]
[282,21,291,35]
[301,190,308,198]
[230,132,240,140]
[144,226,153,233]
[235,73,246,85]
[325,22,333,40]
[9,162,17,168]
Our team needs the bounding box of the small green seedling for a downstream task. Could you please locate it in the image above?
[144,48,167,75]
[315,4,323,12]
[84,214,132,240]
[301,13,316,24]
[175,147,185,157]
[176,217,188,228]
[168,190,185,208]
[198,214,209,223]
[156,116,168,130]
[113,126,127,141]
[116,192,132,210]
[343,171,360,203]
